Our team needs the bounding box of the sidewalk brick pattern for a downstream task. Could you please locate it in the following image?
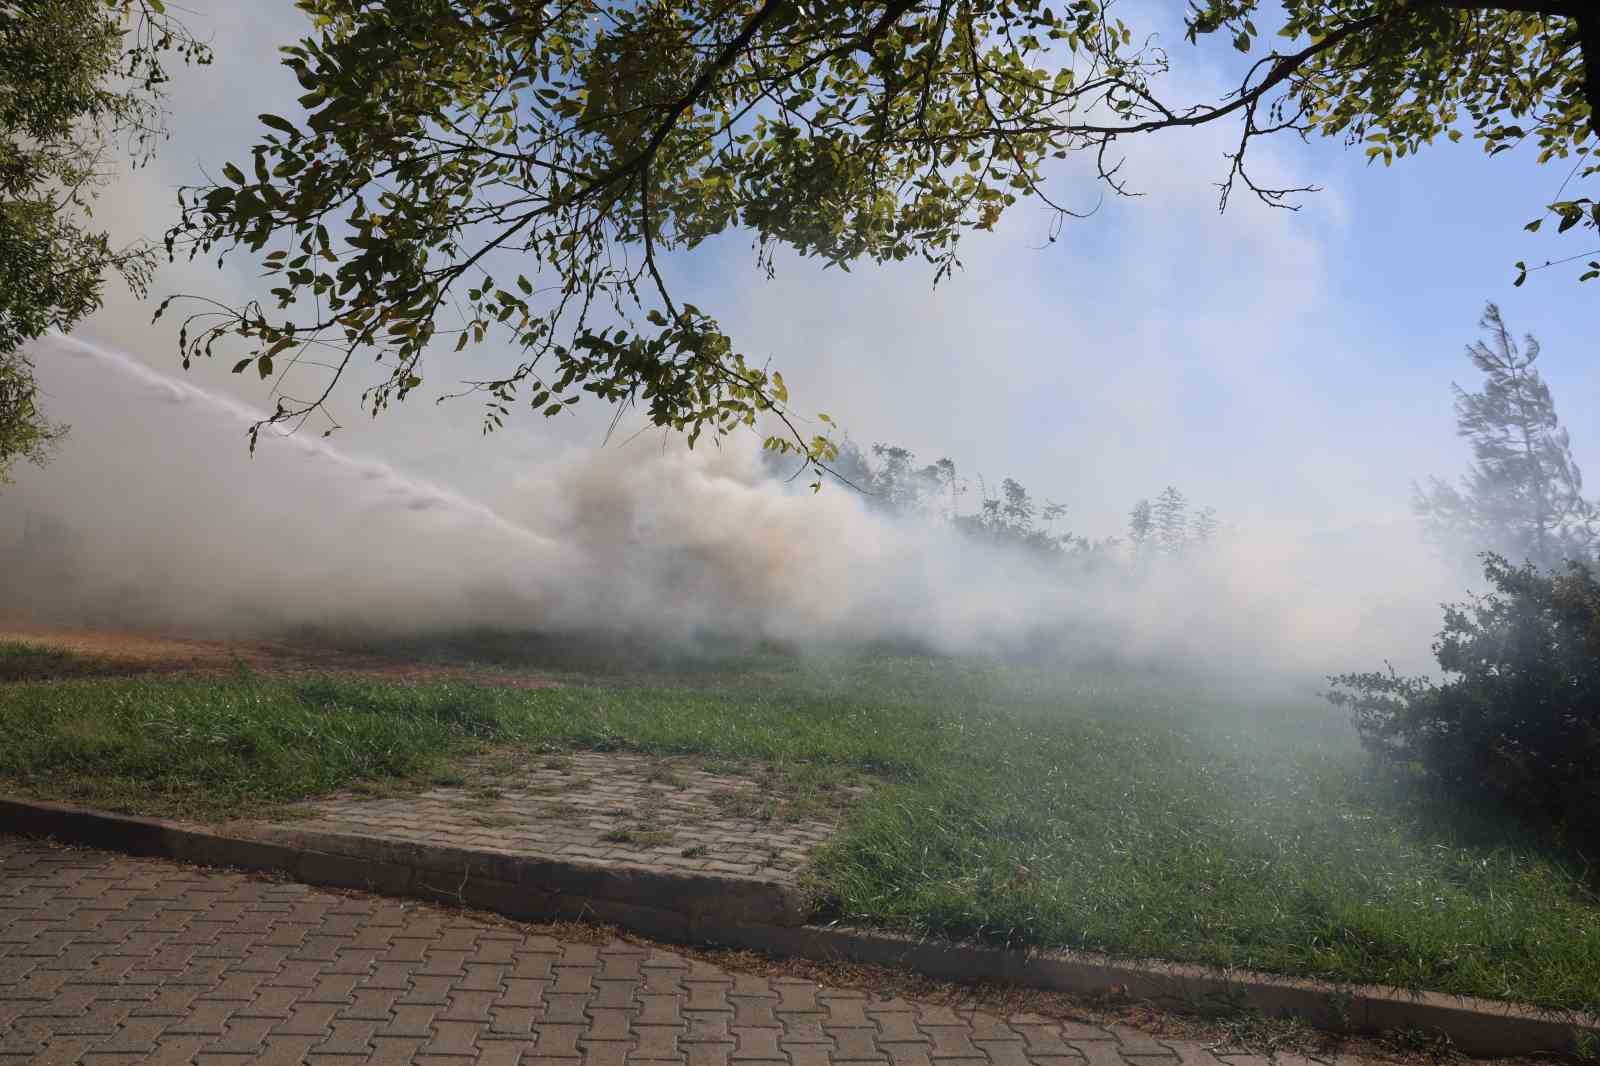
[0,837,1327,1066]
[269,753,840,881]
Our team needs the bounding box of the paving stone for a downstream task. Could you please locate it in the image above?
[203,1016,279,1054]
[592,979,636,1009]
[828,1028,886,1060]
[777,1012,830,1044]
[544,991,592,1024]
[537,1023,587,1057]
[687,1046,733,1066]
[978,1039,1040,1066]
[963,1015,1020,1042]
[262,751,852,889]
[685,1011,737,1045]
[421,1018,482,1056]
[368,1036,429,1065]
[31,1034,106,1065]
[636,1024,684,1059]
[687,983,735,1012]
[913,1007,964,1027]
[585,1041,634,1066]
[0,835,1386,1066]
[316,1019,381,1055]
[1014,1026,1086,1057]
[253,1033,321,1066]
[97,1017,173,1054]
[230,986,303,1019]
[819,996,871,1028]
[441,987,499,1022]
[638,994,684,1025]
[642,969,686,994]
[146,1035,208,1065]
[586,1006,633,1041]
[1108,1027,1173,1056]
[490,1005,539,1035]
[401,974,457,1005]
[732,1026,784,1059]
[1165,1046,1226,1066]
[475,1044,529,1066]
[1075,1044,1128,1066]
[499,977,548,1009]
[730,996,779,1028]
[379,1004,441,1038]
[884,1046,934,1066]
[925,1026,983,1059]
[340,985,405,1020]
[874,1012,929,1044]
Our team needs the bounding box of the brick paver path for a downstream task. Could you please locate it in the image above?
[0,836,1336,1066]
[266,753,844,882]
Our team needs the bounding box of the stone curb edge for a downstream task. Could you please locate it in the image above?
[2,795,1594,1058]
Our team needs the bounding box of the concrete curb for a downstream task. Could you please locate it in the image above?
[3,795,1595,1058]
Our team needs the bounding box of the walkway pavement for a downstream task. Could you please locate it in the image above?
[268,752,842,883]
[0,836,1362,1066]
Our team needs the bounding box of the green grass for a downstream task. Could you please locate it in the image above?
[0,640,122,682]
[1,650,1598,1013]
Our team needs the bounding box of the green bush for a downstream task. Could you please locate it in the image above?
[1330,554,1600,847]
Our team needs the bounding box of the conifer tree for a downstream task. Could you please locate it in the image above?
[1415,304,1597,570]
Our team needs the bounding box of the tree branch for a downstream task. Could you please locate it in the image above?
[1431,0,1596,137]
[1577,4,1600,138]
[1431,0,1574,16]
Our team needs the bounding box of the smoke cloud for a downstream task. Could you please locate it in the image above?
[2,334,1457,681]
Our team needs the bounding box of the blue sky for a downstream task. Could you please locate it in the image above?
[75,0,1600,545]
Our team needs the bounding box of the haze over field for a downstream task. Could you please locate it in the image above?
[4,1,1596,684]
[2,333,1449,681]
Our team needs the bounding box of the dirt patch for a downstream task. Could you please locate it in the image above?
[0,624,561,688]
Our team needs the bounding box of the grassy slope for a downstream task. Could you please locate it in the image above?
[1,641,1597,1013]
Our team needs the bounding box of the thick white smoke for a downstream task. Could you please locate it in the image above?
[2,334,1456,678]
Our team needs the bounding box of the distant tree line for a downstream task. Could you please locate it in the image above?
[771,438,1222,565]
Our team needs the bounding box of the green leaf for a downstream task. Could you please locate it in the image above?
[222,162,246,185]
[259,114,298,137]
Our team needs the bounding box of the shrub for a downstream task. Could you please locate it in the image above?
[1329,554,1600,847]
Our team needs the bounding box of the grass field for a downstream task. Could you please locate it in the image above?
[2,637,1598,1015]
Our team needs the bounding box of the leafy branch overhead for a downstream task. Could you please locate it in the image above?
[1,0,211,481]
[166,0,1598,465]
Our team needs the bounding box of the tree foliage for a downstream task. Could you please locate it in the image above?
[1129,487,1219,558]
[0,352,59,482]
[955,476,1079,555]
[1128,498,1153,551]
[167,0,1599,465]
[0,0,210,480]
[1414,303,1596,570]
[796,437,1102,553]
[1330,554,1600,849]
[1153,485,1189,557]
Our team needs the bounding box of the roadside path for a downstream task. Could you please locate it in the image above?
[0,836,1352,1066]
